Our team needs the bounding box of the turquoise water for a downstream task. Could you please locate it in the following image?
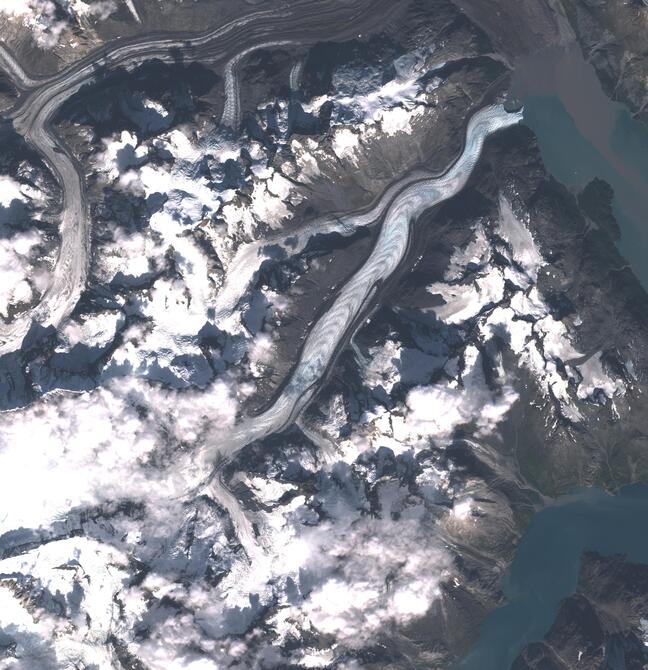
[458,485,648,669]
[522,95,648,288]
[455,43,648,670]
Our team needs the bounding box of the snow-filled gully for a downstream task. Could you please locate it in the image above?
[0,0,392,355]
[0,17,522,555]
[203,105,523,554]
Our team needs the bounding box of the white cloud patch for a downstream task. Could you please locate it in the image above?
[59,309,124,349]
[432,194,628,420]
[0,372,244,667]
[300,516,451,644]
[0,0,117,47]
[0,230,48,321]
[406,345,518,442]
[303,49,432,133]
[160,479,455,667]
[577,351,626,401]
[0,377,237,535]
[96,130,148,180]
[0,175,27,207]
[332,127,360,162]
[0,538,131,669]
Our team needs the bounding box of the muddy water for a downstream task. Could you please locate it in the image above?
[458,485,648,670]
[511,43,648,289]
[456,46,648,669]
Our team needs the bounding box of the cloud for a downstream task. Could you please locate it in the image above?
[122,467,453,668]
[299,515,451,645]
[0,538,131,669]
[0,368,247,665]
[0,230,48,321]
[0,176,26,208]
[0,1,67,48]
[429,195,627,421]
[0,376,238,536]
[68,0,118,20]
[0,455,455,669]
[406,345,519,442]
[0,0,117,48]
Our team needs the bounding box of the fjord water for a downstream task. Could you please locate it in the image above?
[458,485,648,669]
[458,45,648,668]
[512,43,648,289]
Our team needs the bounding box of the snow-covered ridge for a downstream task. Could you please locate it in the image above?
[0,26,596,670]
[302,45,435,140]
[318,193,629,489]
[0,173,53,323]
[0,0,119,48]
[0,104,523,669]
[76,42,453,387]
[428,193,628,421]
